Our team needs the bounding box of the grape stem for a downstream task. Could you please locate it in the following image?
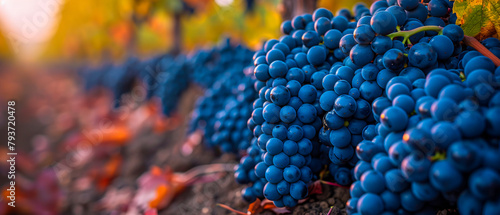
[388,26,500,66]
[387,26,443,44]
[463,35,500,67]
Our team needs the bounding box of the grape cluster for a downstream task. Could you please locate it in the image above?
[83,38,254,119]
[190,38,254,89]
[243,10,363,205]
[136,55,166,100]
[187,40,257,155]
[82,57,142,108]
[154,55,193,116]
[241,0,500,213]
[350,60,500,214]
[339,1,500,215]
[190,65,257,153]
[82,55,193,116]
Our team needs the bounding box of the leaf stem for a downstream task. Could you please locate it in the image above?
[217,204,247,215]
[463,35,500,67]
[327,206,334,215]
[320,180,349,188]
[387,25,443,44]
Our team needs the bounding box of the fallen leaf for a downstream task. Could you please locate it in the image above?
[99,125,131,145]
[95,154,122,191]
[309,180,324,195]
[220,198,291,215]
[130,164,235,212]
[247,198,263,214]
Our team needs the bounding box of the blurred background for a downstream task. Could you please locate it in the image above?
[0,0,378,62]
[0,0,372,214]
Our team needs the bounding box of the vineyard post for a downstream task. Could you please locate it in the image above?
[172,12,182,56]
[281,0,318,20]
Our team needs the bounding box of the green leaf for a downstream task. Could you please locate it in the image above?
[454,0,500,40]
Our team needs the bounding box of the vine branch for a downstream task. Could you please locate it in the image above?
[463,35,500,67]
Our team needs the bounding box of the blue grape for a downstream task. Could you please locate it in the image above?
[324,29,343,49]
[400,189,425,212]
[357,193,384,215]
[387,6,408,26]
[381,106,408,132]
[335,95,358,118]
[429,35,454,60]
[332,16,350,32]
[290,181,308,200]
[370,0,389,14]
[405,3,428,23]
[266,49,286,64]
[330,127,352,148]
[429,160,464,192]
[383,49,405,71]
[264,183,281,200]
[454,111,486,138]
[409,43,437,69]
[398,0,419,10]
[353,25,376,45]
[442,24,464,43]
[340,34,357,55]
[458,190,484,215]
[360,170,386,193]
[334,80,352,95]
[371,36,393,55]
[401,153,431,182]
[312,8,333,21]
[307,45,327,66]
[370,11,397,35]
[464,56,496,76]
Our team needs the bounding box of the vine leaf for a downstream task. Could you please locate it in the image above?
[453,0,500,40]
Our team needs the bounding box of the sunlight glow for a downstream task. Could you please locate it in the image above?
[0,0,63,60]
[215,0,234,7]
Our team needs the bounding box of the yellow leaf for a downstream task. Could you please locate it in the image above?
[454,0,500,40]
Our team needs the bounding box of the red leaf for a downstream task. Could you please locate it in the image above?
[309,180,323,195]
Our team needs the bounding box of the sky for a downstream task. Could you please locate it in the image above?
[0,0,62,60]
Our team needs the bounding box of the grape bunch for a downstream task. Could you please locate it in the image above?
[192,66,257,153]
[82,38,254,118]
[245,9,364,206]
[82,54,193,116]
[350,57,500,215]
[189,69,254,149]
[136,54,168,100]
[337,1,500,215]
[188,39,255,153]
[189,42,257,154]
[154,55,193,116]
[82,57,142,108]
[240,0,500,213]
[190,38,254,89]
